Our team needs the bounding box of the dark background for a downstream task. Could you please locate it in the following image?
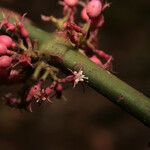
[0,0,150,150]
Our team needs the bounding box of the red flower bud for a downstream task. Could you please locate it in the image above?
[81,7,89,22]
[0,55,12,68]
[0,43,14,55]
[0,43,8,55]
[0,35,14,48]
[64,0,78,7]
[86,0,102,18]
[26,82,42,101]
[9,70,20,80]
[45,87,53,95]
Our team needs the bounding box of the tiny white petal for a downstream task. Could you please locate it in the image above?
[73,69,88,87]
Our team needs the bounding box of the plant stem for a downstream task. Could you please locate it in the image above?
[40,34,150,127]
[0,10,150,127]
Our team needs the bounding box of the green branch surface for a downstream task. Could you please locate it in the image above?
[0,10,150,127]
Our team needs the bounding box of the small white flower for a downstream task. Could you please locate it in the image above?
[73,69,88,87]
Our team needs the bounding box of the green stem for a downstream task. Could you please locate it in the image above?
[0,10,150,127]
[40,34,150,127]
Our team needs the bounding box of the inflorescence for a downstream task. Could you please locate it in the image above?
[42,0,113,69]
[0,0,112,111]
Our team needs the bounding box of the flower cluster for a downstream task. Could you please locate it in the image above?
[42,0,113,69]
[0,14,88,111]
[0,15,32,83]
[0,0,112,112]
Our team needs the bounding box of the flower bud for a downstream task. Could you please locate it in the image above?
[64,0,78,7]
[26,82,42,101]
[45,87,53,95]
[0,43,8,55]
[86,0,102,18]
[9,70,20,80]
[0,55,12,68]
[81,7,89,22]
[0,35,13,48]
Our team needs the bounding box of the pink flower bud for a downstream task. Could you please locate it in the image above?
[0,43,8,55]
[11,42,17,49]
[86,0,102,18]
[64,0,78,7]
[0,43,14,55]
[0,35,13,48]
[26,82,42,101]
[9,70,20,80]
[56,84,63,92]
[0,55,12,68]
[81,7,89,22]
[45,87,53,95]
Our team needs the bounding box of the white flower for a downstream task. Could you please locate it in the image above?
[73,69,88,87]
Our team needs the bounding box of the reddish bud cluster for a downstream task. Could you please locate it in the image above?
[0,15,36,110]
[41,1,112,69]
[58,0,113,69]
[0,34,31,82]
[23,69,87,111]
[0,14,89,111]
[0,0,113,112]
[0,34,17,81]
